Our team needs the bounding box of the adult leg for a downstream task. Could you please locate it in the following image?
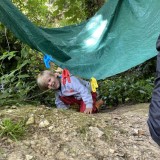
[148,52,160,145]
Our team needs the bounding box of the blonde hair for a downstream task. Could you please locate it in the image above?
[37,70,54,91]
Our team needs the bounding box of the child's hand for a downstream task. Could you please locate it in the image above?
[84,108,92,114]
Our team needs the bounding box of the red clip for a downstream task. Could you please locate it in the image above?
[62,69,71,85]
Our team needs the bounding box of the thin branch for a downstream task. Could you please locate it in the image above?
[24,89,52,101]
[4,28,10,51]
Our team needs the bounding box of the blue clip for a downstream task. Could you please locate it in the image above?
[43,54,54,68]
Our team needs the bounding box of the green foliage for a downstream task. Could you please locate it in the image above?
[12,0,50,27]
[11,0,104,27]
[52,0,85,23]
[11,0,86,27]
[0,47,57,107]
[100,76,154,106]
[0,118,26,140]
[0,47,45,106]
[0,25,21,53]
[51,0,105,25]
[99,62,155,106]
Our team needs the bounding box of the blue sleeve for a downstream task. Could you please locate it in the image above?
[70,76,93,108]
[55,92,68,109]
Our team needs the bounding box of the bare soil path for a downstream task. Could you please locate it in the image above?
[0,103,159,160]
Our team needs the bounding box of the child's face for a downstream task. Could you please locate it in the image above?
[44,74,60,90]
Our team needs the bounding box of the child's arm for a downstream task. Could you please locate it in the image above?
[55,92,69,109]
[71,76,93,110]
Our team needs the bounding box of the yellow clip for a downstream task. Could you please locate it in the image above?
[90,77,98,92]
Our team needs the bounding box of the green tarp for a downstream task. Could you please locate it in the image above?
[0,0,160,80]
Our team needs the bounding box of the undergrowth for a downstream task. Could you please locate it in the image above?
[0,118,27,141]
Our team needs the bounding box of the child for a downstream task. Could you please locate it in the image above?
[37,69,103,114]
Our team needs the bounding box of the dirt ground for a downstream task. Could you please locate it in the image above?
[0,103,159,160]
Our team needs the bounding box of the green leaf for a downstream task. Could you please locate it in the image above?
[17,74,30,79]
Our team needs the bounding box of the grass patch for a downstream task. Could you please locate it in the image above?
[0,118,27,141]
[77,125,89,134]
